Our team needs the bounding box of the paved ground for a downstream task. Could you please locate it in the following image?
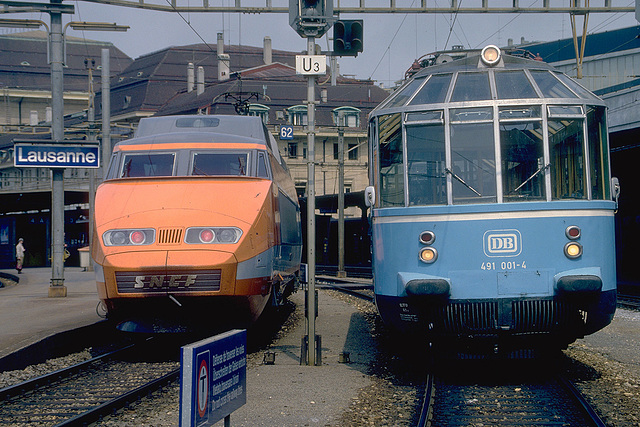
[0,267,102,359]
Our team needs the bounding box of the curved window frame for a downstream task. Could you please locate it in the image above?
[248,103,270,124]
[333,106,361,128]
[287,105,308,126]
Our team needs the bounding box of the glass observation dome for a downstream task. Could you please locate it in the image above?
[368,47,611,208]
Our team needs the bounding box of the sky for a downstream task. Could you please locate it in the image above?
[4,0,638,88]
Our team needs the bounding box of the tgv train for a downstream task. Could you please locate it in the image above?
[367,46,619,351]
[91,115,302,332]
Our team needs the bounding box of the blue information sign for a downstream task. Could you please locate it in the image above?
[279,125,294,140]
[14,140,100,168]
[180,329,247,427]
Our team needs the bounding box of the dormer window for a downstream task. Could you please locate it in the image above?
[332,106,361,127]
[248,103,270,124]
[287,105,307,126]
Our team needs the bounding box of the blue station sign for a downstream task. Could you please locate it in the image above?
[180,329,247,427]
[14,140,100,169]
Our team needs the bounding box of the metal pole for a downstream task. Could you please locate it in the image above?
[101,48,111,177]
[87,61,96,272]
[306,35,318,366]
[49,1,66,296]
[337,113,345,278]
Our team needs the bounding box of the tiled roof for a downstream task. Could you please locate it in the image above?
[0,31,132,91]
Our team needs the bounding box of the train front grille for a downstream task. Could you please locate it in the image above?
[428,299,582,335]
[116,270,221,293]
[158,228,183,244]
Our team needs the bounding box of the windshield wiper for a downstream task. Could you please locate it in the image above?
[513,163,549,193]
[445,167,482,197]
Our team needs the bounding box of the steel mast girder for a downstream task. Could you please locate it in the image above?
[36,0,634,14]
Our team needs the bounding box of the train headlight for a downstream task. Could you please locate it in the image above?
[103,229,155,246]
[481,45,501,66]
[420,247,438,263]
[565,225,581,240]
[185,227,242,244]
[564,242,583,259]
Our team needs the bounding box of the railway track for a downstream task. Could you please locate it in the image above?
[417,363,606,427]
[0,341,179,426]
[316,276,374,303]
[618,293,640,310]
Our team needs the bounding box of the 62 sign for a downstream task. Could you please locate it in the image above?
[280,125,294,140]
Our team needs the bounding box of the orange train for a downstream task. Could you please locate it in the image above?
[91,115,302,332]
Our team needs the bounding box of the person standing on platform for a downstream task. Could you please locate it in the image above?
[15,238,25,274]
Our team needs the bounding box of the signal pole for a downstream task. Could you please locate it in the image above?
[290,0,333,366]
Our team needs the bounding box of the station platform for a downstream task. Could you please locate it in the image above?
[0,267,102,360]
[0,266,379,425]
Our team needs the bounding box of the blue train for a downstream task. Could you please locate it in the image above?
[366,46,619,352]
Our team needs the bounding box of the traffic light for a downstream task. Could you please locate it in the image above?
[333,20,363,57]
[289,0,333,37]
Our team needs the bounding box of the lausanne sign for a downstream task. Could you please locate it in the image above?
[14,140,100,168]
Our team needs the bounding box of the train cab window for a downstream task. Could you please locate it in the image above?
[257,151,270,179]
[549,118,586,200]
[382,78,425,108]
[587,106,610,200]
[450,108,496,204]
[450,72,491,102]
[121,153,175,178]
[378,113,404,207]
[500,111,545,202]
[191,153,248,176]
[406,123,446,206]
[529,71,578,99]
[494,71,539,99]
[409,74,452,105]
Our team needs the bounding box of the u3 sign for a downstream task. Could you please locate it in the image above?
[279,125,294,140]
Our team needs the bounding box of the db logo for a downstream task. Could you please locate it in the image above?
[483,229,522,257]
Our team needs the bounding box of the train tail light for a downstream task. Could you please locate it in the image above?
[565,225,581,240]
[199,229,215,243]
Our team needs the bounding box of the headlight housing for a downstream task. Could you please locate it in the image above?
[185,227,242,244]
[103,229,155,246]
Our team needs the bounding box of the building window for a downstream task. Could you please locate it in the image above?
[288,142,298,158]
[348,143,358,160]
[333,143,358,160]
[332,106,361,128]
[288,105,308,126]
[248,103,270,124]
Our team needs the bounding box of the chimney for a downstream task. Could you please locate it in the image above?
[263,36,272,65]
[217,32,224,55]
[197,66,205,95]
[217,32,230,81]
[187,62,195,93]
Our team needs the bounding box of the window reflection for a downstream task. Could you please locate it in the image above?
[587,106,610,200]
[451,73,491,102]
[549,119,585,199]
[121,153,175,177]
[407,124,446,206]
[450,122,496,203]
[378,113,404,206]
[495,71,538,99]
[501,121,546,201]
[192,153,248,176]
